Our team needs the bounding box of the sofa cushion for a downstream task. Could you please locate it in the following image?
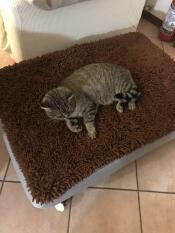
[26,0,87,10]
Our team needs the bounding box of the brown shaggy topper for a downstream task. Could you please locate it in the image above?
[0,33,175,204]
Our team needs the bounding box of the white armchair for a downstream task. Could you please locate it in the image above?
[0,0,145,62]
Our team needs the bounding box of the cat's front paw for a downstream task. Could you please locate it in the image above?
[88,129,97,139]
[71,125,83,133]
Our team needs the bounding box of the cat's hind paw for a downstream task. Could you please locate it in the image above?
[128,102,136,111]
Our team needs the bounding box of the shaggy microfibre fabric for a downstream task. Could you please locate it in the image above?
[0,32,175,204]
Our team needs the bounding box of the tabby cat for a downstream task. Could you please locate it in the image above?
[41,63,140,139]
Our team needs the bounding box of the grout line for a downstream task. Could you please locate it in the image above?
[0,159,10,195]
[135,160,139,190]
[3,180,20,183]
[135,161,143,233]
[67,198,72,233]
[137,192,143,233]
[140,189,175,195]
[146,35,160,39]
[137,33,160,39]
[2,159,10,180]
[0,181,2,193]
[89,186,175,196]
[89,186,137,192]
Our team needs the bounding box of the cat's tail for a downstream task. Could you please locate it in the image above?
[115,85,141,105]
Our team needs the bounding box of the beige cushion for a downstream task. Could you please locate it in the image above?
[0,0,145,61]
[26,0,87,10]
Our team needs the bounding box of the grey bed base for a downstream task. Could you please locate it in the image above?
[3,131,175,209]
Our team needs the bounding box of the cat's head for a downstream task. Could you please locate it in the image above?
[41,86,76,120]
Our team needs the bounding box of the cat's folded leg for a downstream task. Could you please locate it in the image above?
[83,103,98,139]
[65,118,82,133]
[85,122,96,139]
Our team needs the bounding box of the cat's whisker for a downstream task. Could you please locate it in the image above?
[45,118,58,126]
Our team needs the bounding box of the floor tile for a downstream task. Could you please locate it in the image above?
[0,126,9,180]
[97,162,137,189]
[137,140,175,192]
[149,37,163,49]
[69,189,141,233]
[162,41,175,60]
[137,18,159,38]
[137,19,163,50]
[5,162,19,182]
[140,192,175,233]
[0,51,15,68]
[0,183,69,233]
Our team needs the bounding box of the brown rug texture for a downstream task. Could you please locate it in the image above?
[0,32,175,204]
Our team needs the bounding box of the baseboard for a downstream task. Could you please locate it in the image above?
[142,10,163,28]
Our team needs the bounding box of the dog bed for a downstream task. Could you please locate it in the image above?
[0,32,175,208]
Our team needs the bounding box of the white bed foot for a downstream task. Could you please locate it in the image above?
[55,203,65,212]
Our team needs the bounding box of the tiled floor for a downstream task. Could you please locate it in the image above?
[1,18,175,233]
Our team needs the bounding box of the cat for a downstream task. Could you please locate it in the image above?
[41,63,140,139]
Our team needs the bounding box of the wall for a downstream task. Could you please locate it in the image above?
[145,0,172,19]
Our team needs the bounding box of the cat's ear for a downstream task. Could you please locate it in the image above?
[67,94,76,107]
[41,97,53,112]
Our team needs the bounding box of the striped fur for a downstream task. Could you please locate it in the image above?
[41,63,140,139]
[115,87,140,105]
